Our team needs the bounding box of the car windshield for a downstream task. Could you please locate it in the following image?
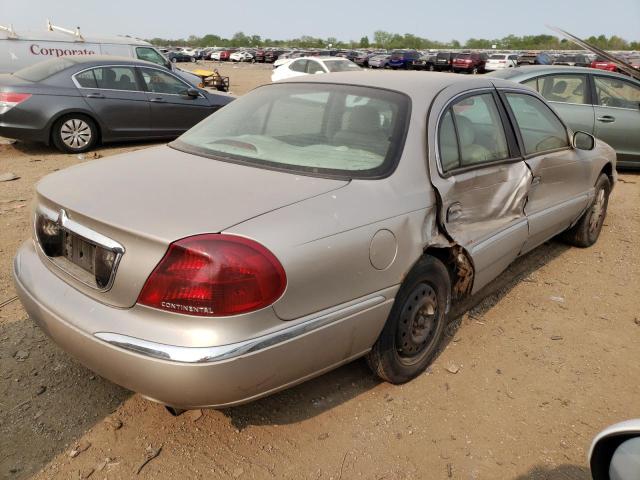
[323,60,361,72]
[13,57,76,82]
[489,55,506,59]
[174,83,409,178]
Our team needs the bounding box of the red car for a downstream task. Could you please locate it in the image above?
[591,57,618,72]
[452,52,488,74]
[219,49,238,61]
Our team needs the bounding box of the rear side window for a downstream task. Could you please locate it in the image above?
[94,67,139,91]
[504,93,569,155]
[438,93,510,172]
[289,60,308,72]
[74,70,98,88]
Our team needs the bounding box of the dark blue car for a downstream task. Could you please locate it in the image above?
[388,50,421,69]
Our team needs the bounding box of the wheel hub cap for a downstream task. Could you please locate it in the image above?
[397,283,439,358]
[61,119,91,149]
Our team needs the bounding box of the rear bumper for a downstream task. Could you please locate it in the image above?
[13,240,394,408]
[0,123,48,143]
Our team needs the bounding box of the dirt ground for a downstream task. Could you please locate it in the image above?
[1,62,639,480]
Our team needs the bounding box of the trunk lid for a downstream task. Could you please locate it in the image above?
[35,145,348,307]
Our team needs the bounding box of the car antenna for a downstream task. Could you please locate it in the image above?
[46,19,84,41]
[0,23,17,39]
[547,25,640,81]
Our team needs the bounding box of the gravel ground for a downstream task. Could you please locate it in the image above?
[0,63,639,480]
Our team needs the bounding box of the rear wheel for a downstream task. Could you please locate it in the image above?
[471,66,479,74]
[367,256,451,384]
[561,173,611,247]
[51,114,98,153]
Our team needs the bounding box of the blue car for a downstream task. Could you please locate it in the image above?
[387,50,421,69]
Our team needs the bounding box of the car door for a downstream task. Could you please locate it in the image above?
[592,74,640,165]
[73,66,151,139]
[138,67,214,136]
[522,73,595,135]
[428,89,531,293]
[501,90,592,253]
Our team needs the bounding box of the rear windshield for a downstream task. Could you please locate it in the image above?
[324,60,361,72]
[173,83,410,179]
[489,54,506,59]
[13,57,76,82]
[436,52,450,58]
[457,54,470,59]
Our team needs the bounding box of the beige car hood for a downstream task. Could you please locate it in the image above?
[36,145,348,243]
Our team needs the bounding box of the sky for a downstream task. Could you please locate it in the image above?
[3,0,639,42]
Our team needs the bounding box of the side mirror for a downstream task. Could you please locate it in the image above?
[573,131,595,151]
[590,420,640,480]
[186,88,201,98]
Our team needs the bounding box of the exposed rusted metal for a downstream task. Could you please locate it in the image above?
[452,245,474,298]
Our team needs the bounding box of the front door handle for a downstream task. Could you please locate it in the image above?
[597,115,615,123]
[149,97,166,103]
[86,93,104,99]
[446,202,463,223]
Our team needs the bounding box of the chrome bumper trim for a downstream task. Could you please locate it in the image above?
[95,294,388,364]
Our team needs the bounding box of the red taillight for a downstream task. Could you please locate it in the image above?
[0,92,31,113]
[138,234,286,317]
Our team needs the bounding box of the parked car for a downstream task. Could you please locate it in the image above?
[484,53,519,71]
[354,52,379,67]
[168,51,195,63]
[517,52,553,65]
[271,57,361,81]
[553,54,591,67]
[230,51,254,62]
[368,54,391,69]
[433,52,459,71]
[452,52,488,74]
[488,65,640,168]
[0,56,233,153]
[388,50,421,69]
[219,49,238,61]
[265,50,287,63]
[591,56,620,72]
[13,71,615,410]
[411,53,437,71]
[336,50,359,62]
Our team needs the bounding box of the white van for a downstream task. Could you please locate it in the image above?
[0,23,200,85]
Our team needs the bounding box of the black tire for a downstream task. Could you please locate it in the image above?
[471,67,479,74]
[51,114,98,153]
[561,173,611,248]
[190,57,196,63]
[171,57,177,63]
[428,64,435,71]
[367,255,451,384]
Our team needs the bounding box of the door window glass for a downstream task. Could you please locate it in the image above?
[140,68,190,95]
[505,93,569,154]
[136,47,168,67]
[289,60,308,72]
[75,69,98,88]
[538,74,588,104]
[438,110,460,171]
[306,61,324,74]
[94,67,139,91]
[594,76,640,109]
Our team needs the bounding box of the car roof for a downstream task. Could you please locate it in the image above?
[0,30,150,45]
[487,65,640,83]
[60,55,161,68]
[280,70,520,101]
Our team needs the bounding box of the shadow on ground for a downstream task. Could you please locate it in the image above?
[514,463,590,479]
[0,318,131,479]
[223,239,570,428]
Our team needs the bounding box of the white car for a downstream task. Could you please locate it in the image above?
[485,54,519,71]
[271,57,361,82]
[230,51,254,62]
[181,48,198,57]
[209,50,223,61]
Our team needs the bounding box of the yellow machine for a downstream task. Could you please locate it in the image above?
[191,68,230,92]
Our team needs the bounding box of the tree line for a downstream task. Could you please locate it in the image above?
[147,31,640,51]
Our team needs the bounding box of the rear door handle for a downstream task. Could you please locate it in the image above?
[149,97,166,103]
[597,115,615,123]
[86,93,104,99]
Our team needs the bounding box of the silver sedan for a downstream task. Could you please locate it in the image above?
[13,72,616,409]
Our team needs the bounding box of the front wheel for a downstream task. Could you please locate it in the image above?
[367,255,451,384]
[471,67,479,74]
[51,114,98,153]
[561,173,611,247]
